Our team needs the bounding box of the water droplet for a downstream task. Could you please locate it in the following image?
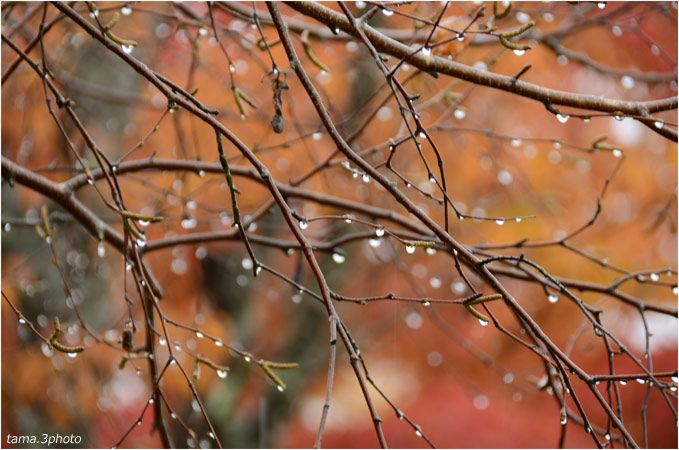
[673,286,678,295]
[137,218,151,228]
[513,49,525,56]
[619,379,627,385]
[415,429,422,437]
[159,337,167,346]
[121,6,132,15]
[548,294,559,304]
[585,426,592,433]
[215,340,223,347]
[597,2,606,9]
[149,397,155,404]
[593,326,603,337]
[423,299,432,306]
[3,223,10,232]
[136,238,147,248]
[122,44,133,54]
[174,344,182,351]
[229,63,236,72]
[181,218,197,229]
[456,33,465,41]
[421,47,431,56]
[511,138,522,147]
[374,227,385,238]
[614,114,624,121]
[198,27,208,36]
[652,119,665,129]
[605,433,611,441]
[217,369,228,379]
[299,219,308,230]
[648,272,660,282]
[332,253,346,264]
[67,352,78,358]
[478,319,489,327]
[97,241,105,258]
[426,247,436,255]
[495,219,505,226]
[405,245,416,254]
[454,108,466,120]
[611,148,622,158]
[369,239,381,248]
[560,410,567,425]
[90,9,99,18]
[362,174,370,183]
[473,60,488,71]
[136,420,142,426]
[382,8,394,16]
[18,317,26,324]
[244,355,251,362]
[195,331,204,339]
[556,114,570,123]
[255,266,262,276]
[241,257,253,270]
[311,131,323,141]
[636,378,646,384]
[125,262,132,271]
[171,412,177,419]
[515,217,522,223]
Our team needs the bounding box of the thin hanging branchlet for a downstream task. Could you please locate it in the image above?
[215,129,259,276]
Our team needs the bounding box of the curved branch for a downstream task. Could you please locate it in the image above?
[1,155,123,248]
[284,1,677,140]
